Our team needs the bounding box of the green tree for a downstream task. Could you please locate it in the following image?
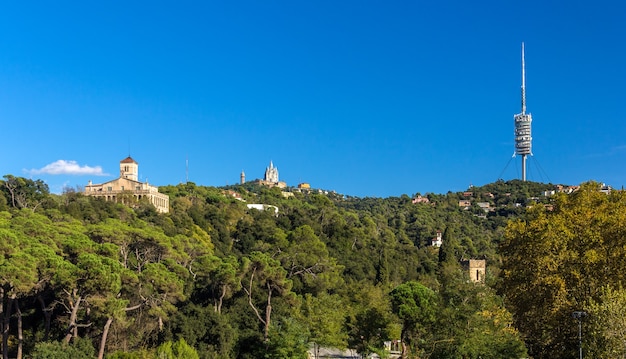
[438,226,460,265]
[30,338,95,359]
[281,225,343,294]
[201,255,243,315]
[265,317,309,359]
[453,291,527,359]
[344,281,399,357]
[586,286,626,358]
[500,182,626,358]
[87,219,191,353]
[165,303,237,359]
[301,292,348,349]
[390,281,438,358]
[1,210,81,359]
[0,175,50,211]
[155,338,199,359]
[241,251,294,342]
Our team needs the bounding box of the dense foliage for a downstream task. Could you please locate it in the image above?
[500,182,626,358]
[0,175,583,358]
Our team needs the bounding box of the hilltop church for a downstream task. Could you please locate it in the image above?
[84,156,170,213]
[241,161,287,189]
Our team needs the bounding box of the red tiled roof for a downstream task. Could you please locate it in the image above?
[120,156,137,164]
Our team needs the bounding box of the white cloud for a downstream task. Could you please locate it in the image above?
[26,160,109,176]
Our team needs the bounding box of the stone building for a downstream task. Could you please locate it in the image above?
[462,259,486,283]
[84,156,170,213]
[256,161,287,188]
[264,161,279,183]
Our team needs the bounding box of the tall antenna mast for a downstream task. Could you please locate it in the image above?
[514,42,532,181]
[521,42,526,115]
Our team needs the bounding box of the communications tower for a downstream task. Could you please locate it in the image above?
[514,42,532,181]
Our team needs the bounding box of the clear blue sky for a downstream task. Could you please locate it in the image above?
[1,1,625,197]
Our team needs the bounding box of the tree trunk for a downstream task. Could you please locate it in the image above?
[400,329,408,359]
[63,290,82,344]
[15,299,22,359]
[264,283,272,342]
[217,284,227,314]
[0,288,4,359]
[37,295,53,341]
[244,269,266,329]
[97,317,113,359]
[2,292,13,359]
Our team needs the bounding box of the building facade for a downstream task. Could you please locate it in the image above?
[256,161,287,188]
[84,156,170,213]
[431,230,442,247]
[264,161,279,183]
[462,259,486,283]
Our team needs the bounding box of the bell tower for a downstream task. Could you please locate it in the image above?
[120,156,138,181]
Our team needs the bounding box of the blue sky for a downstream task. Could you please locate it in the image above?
[1,1,625,197]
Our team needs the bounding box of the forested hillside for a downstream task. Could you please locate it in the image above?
[3,175,619,358]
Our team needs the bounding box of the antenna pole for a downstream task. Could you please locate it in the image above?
[521,42,526,115]
[521,42,527,181]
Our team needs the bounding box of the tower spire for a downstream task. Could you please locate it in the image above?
[521,42,526,115]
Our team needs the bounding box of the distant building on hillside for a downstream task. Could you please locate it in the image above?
[543,189,556,197]
[476,202,492,213]
[292,183,312,194]
[555,185,579,194]
[307,342,400,359]
[431,231,443,247]
[256,161,287,188]
[462,259,486,283]
[265,161,279,183]
[246,203,279,216]
[225,190,244,201]
[412,195,430,204]
[84,156,170,213]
